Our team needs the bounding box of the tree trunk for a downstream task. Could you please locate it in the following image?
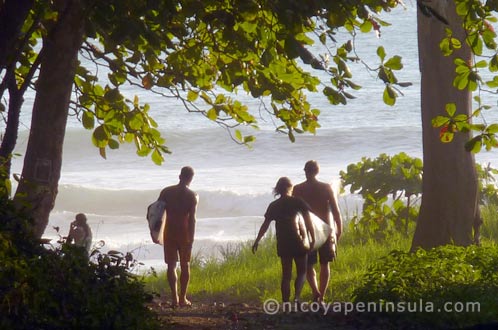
[0,74,23,199]
[411,1,478,249]
[14,0,85,238]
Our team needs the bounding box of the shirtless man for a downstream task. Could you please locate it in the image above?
[159,166,198,307]
[293,160,343,302]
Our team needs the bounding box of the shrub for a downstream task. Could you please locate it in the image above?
[340,152,423,241]
[0,199,160,330]
[341,154,498,242]
[352,244,498,328]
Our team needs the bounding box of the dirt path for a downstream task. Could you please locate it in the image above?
[148,296,421,330]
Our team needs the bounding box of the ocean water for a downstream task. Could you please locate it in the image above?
[8,5,498,271]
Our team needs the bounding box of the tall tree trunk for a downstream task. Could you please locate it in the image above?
[14,0,85,238]
[412,1,478,249]
[0,0,34,198]
[0,74,23,199]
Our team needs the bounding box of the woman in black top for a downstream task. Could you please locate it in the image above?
[252,177,315,304]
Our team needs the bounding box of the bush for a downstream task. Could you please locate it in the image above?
[0,199,160,330]
[353,244,498,328]
[340,152,423,241]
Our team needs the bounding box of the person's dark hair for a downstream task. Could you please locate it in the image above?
[75,213,87,223]
[180,166,194,180]
[273,177,292,197]
[304,160,319,176]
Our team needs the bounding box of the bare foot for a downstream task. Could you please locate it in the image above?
[179,299,192,308]
[313,293,322,303]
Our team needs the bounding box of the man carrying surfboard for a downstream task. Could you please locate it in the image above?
[293,160,343,303]
[158,166,198,308]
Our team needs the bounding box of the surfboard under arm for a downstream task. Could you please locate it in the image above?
[146,200,167,245]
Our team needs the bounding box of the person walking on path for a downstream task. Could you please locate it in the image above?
[253,177,315,306]
[293,160,343,303]
[159,166,198,308]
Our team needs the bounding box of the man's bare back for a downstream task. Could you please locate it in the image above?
[159,184,197,243]
[293,180,334,225]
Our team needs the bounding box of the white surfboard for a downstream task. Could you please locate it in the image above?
[146,200,167,245]
[296,211,333,251]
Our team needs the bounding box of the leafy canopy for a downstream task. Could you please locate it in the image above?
[4,0,410,164]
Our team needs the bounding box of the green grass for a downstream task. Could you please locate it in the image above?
[144,229,411,304]
[480,203,498,242]
[144,204,498,305]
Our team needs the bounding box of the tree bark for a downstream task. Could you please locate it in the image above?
[0,74,23,199]
[14,0,85,238]
[412,1,478,249]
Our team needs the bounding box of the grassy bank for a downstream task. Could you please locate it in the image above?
[144,228,412,304]
[145,203,498,306]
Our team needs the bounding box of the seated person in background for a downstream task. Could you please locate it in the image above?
[67,213,92,253]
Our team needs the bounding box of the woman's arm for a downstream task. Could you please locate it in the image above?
[252,217,272,253]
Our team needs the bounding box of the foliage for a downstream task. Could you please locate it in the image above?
[429,0,498,152]
[340,152,423,240]
[0,198,159,330]
[353,244,498,328]
[480,203,498,240]
[0,0,412,169]
[476,162,498,205]
[340,152,498,241]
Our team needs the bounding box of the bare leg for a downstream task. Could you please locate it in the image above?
[167,262,179,307]
[319,262,330,301]
[307,265,321,301]
[293,255,307,302]
[179,261,191,306]
[280,257,293,302]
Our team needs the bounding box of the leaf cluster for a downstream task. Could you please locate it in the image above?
[340,152,498,241]
[2,0,413,166]
[340,152,423,241]
[432,0,498,152]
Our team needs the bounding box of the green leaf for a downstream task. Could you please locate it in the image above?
[235,129,242,142]
[108,139,120,149]
[383,86,396,106]
[465,136,482,153]
[487,124,498,134]
[360,20,372,33]
[489,55,498,72]
[384,56,403,70]
[486,76,498,88]
[445,103,457,117]
[206,108,218,121]
[475,60,487,68]
[92,125,109,148]
[432,116,449,127]
[187,90,199,102]
[377,46,386,62]
[151,148,163,165]
[82,111,95,129]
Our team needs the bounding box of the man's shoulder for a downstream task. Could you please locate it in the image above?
[188,188,198,201]
[294,181,306,188]
[160,184,176,193]
[159,185,175,198]
[293,182,306,192]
